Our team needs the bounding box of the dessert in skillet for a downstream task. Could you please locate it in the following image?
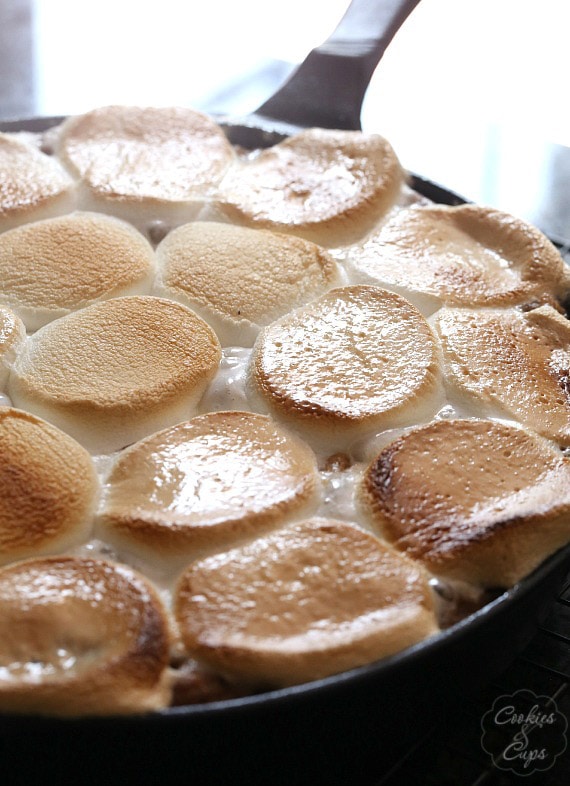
[0,104,569,716]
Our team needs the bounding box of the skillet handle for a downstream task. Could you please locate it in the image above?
[255,0,421,130]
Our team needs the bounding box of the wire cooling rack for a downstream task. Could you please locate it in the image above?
[377,570,570,786]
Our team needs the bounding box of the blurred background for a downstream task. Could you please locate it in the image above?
[1,0,569,243]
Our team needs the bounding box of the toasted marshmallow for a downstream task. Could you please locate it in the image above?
[345,205,570,313]
[54,106,235,235]
[0,556,172,715]
[0,133,76,233]
[435,305,570,446]
[217,128,404,247]
[155,221,342,346]
[0,407,98,565]
[0,212,156,331]
[0,306,25,389]
[174,518,438,687]
[359,418,570,587]
[98,411,320,567]
[8,296,222,453]
[249,285,443,453]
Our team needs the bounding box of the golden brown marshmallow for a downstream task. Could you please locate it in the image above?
[155,221,342,346]
[217,128,405,246]
[359,418,570,587]
[0,556,172,715]
[0,133,76,233]
[55,106,235,233]
[0,407,99,565]
[0,212,156,330]
[345,204,570,312]
[250,285,443,451]
[98,411,321,565]
[435,305,570,446]
[174,518,438,687]
[8,296,222,453]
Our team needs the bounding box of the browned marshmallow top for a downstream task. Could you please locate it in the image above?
[0,407,98,565]
[346,204,570,309]
[56,105,235,202]
[0,556,172,715]
[0,104,569,714]
[155,221,341,346]
[435,305,570,445]
[174,518,437,686]
[360,418,570,586]
[0,306,25,388]
[0,133,75,231]
[251,285,442,447]
[99,411,320,563]
[0,212,155,330]
[8,296,222,453]
[218,128,404,246]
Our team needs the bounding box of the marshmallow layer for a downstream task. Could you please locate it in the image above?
[0,556,172,715]
[8,296,222,453]
[345,204,570,312]
[250,285,443,451]
[98,411,321,566]
[0,212,155,330]
[359,418,570,587]
[155,221,341,346]
[174,518,438,687]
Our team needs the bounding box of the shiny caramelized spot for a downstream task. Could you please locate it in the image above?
[98,411,320,561]
[360,418,570,586]
[174,518,438,687]
[436,305,570,445]
[0,556,172,715]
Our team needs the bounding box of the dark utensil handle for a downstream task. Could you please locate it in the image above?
[255,0,421,130]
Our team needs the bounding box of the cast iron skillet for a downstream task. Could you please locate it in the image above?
[1,1,570,784]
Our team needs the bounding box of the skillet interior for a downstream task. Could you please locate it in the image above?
[0,116,569,786]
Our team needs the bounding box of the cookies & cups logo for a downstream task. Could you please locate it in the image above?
[481,689,567,776]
